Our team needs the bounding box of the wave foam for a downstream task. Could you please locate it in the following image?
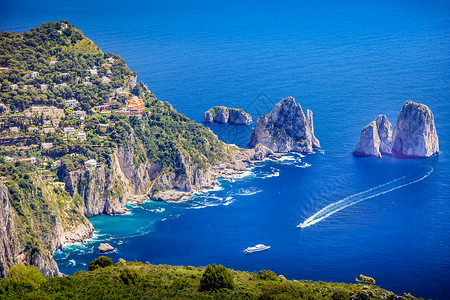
[298,166,433,228]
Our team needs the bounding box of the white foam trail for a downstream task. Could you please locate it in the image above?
[298,166,433,228]
[295,163,311,168]
[223,196,234,206]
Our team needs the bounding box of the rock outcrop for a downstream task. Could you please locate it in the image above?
[354,101,439,158]
[353,115,393,158]
[392,101,439,157]
[151,144,280,202]
[98,243,115,253]
[203,106,252,125]
[248,96,320,153]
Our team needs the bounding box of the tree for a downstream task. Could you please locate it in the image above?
[356,274,376,285]
[199,264,234,291]
[88,256,113,271]
[0,264,45,297]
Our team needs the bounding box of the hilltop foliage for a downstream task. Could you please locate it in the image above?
[0,261,422,300]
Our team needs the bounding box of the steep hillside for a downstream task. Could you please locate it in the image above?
[0,21,274,276]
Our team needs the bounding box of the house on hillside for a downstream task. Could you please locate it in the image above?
[9,127,19,133]
[42,127,55,134]
[85,159,97,169]
[73,110,86,118]
[126,98,144,114]
[77,131,87,141]
[41,142,53,149]
[93,104,111,113]
[65,99,78,107]
[89,69,98,75]
[63,127,76,135]
[25,71,39,79]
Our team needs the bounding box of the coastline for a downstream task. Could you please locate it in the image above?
[61,144,282,247]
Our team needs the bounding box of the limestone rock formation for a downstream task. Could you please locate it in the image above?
[354,115,393,158]
[203,106,252,125]
[376,115,393,154]
[0,183,61,278]
[98,243,115,254]
[248,96,320,153]
[354,120,382,158]
[392,101,439,157]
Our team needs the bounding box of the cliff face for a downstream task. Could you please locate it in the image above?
[0,183,19,277]
[248,96,320,153]
[392,101,439,157]
[152,144,279,202]
[203,106,252,125]
[0,183,61,278]
[354,115,392,158]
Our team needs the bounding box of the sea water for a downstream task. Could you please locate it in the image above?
[1,1,450,298]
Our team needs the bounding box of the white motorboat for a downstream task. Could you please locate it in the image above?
[244,244,270,254]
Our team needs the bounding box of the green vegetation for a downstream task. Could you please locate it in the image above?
[200,264,234,291]
[88,256,113,271]
[0,20,229,173]
[0,261,422,300]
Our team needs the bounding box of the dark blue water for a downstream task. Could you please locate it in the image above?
[2,1,450,298]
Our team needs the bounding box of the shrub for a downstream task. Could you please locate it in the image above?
[0,264,45,297]
[88,256,113,271]
[120,267,142,285]
[199,264,234,291]
[332,288,350,300]
[355,274,376,285]
[256,270,278,281]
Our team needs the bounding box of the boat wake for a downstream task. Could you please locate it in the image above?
[298,165,433,228]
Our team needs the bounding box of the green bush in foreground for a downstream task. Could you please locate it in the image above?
[0,259,421,299]
[88,256,113,271]
[200,264,234,291]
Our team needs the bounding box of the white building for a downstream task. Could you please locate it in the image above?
[85,159,97,169]
[65,99,78,107]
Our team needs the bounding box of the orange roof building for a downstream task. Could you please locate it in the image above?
[126,98,144,114]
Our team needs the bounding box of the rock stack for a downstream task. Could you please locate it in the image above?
[354,101,439,158]
[248,96,320,153]
[203,106,252,125]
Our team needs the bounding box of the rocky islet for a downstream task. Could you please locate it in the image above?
[354,101,438,158]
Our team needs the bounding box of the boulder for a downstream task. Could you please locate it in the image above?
[354,115,393,158]
[248,96,320,153]
[203,106,252,125]
[98,243,115,253]
[392,100,439,157]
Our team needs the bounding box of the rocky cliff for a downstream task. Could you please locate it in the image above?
[353,115,392,158]
[203,106,252,125]
[392,101,439,157]
[0,182,61,277]
[354,101,439,158]
[151,144,279,202]
[248,96,320,153]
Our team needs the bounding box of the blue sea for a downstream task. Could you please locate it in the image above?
[2,1,450,298]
